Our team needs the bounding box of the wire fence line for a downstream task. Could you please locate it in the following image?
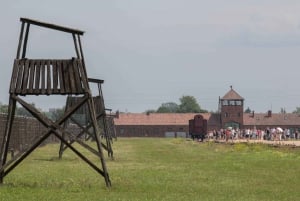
[0,113,79,153]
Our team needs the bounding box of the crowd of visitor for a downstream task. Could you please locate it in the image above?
[206,127,299,142]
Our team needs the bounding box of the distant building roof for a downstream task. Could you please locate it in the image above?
[114,112,300,129]
[221,86,244,100]
[115,113,197,126]
[114,113,220,126]
[243,112,300,127]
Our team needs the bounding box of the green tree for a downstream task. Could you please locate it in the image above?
[0,102,8,113]
[178,96,206,113]
[47,107,65,121]
[15,103,39,117]
[16,107,33,117]
[0,102,41,117]
[245,107,252,113]
[144,109,156,114]
[157,102,179,113]
[292,107,300,114]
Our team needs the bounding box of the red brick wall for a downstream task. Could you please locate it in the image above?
[221,105,244,128]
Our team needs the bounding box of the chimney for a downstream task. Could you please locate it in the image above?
[267,110,272,117]
[115,110,120,119]
[252,110,255,117]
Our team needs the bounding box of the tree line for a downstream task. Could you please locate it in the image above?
[147,96,300,114]
[145,95,208,114]
[2,98,300,117]
[0,102,64,121]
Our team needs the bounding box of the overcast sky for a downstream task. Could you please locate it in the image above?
[1,0,300,113]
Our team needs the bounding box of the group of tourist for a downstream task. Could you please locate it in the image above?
[206,127,299,142]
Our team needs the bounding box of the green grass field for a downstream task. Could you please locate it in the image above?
[1,138,300,201]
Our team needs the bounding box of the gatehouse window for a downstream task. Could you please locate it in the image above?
[222,100,228,106]
[229,100,235,105]
[236,100,242,105]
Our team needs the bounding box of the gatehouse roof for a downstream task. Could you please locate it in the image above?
[221,86,244,100]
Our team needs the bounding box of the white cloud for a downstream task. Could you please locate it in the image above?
[207,4,300,47]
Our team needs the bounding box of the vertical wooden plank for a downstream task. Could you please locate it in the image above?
[77,59,89,92]
[10,60,21,94]
[94,96,101,115]
[57,60,65,94]
[77,35,90,92]
[15,60,25,94]
[72,34,80,59]
[28,59,35,94]
[77,36,88,79]
[40,60,46,94]
[86,96,111,187]
[34,60,41,94]
[62,60,71,93]
[0,97,17,176]
[21,23,30,59]
[52,60,58,93]
[46,60,52,95]
[72,59,83,93]
[21,59,30,94]
[68,59,76,94]
[16,22,25,59]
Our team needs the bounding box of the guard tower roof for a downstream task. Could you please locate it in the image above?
[20,17,84,35]
[221,86,244,100]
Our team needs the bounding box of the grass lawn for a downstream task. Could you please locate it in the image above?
[1,138,300,201]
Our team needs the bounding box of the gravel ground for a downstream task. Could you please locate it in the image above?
[215,139,300,147]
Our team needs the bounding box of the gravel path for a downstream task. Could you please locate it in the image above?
[216,139,300,147]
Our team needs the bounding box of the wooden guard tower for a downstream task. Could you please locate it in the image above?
[0,18,111,187]
[105,108,118,141]
[59,78,114,159]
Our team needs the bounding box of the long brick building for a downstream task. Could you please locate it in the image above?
[115,87,300,137]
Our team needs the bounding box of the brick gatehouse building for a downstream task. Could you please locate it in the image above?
[115,87,300,137]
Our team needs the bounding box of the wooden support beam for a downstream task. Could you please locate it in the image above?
[20,18,84,35]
